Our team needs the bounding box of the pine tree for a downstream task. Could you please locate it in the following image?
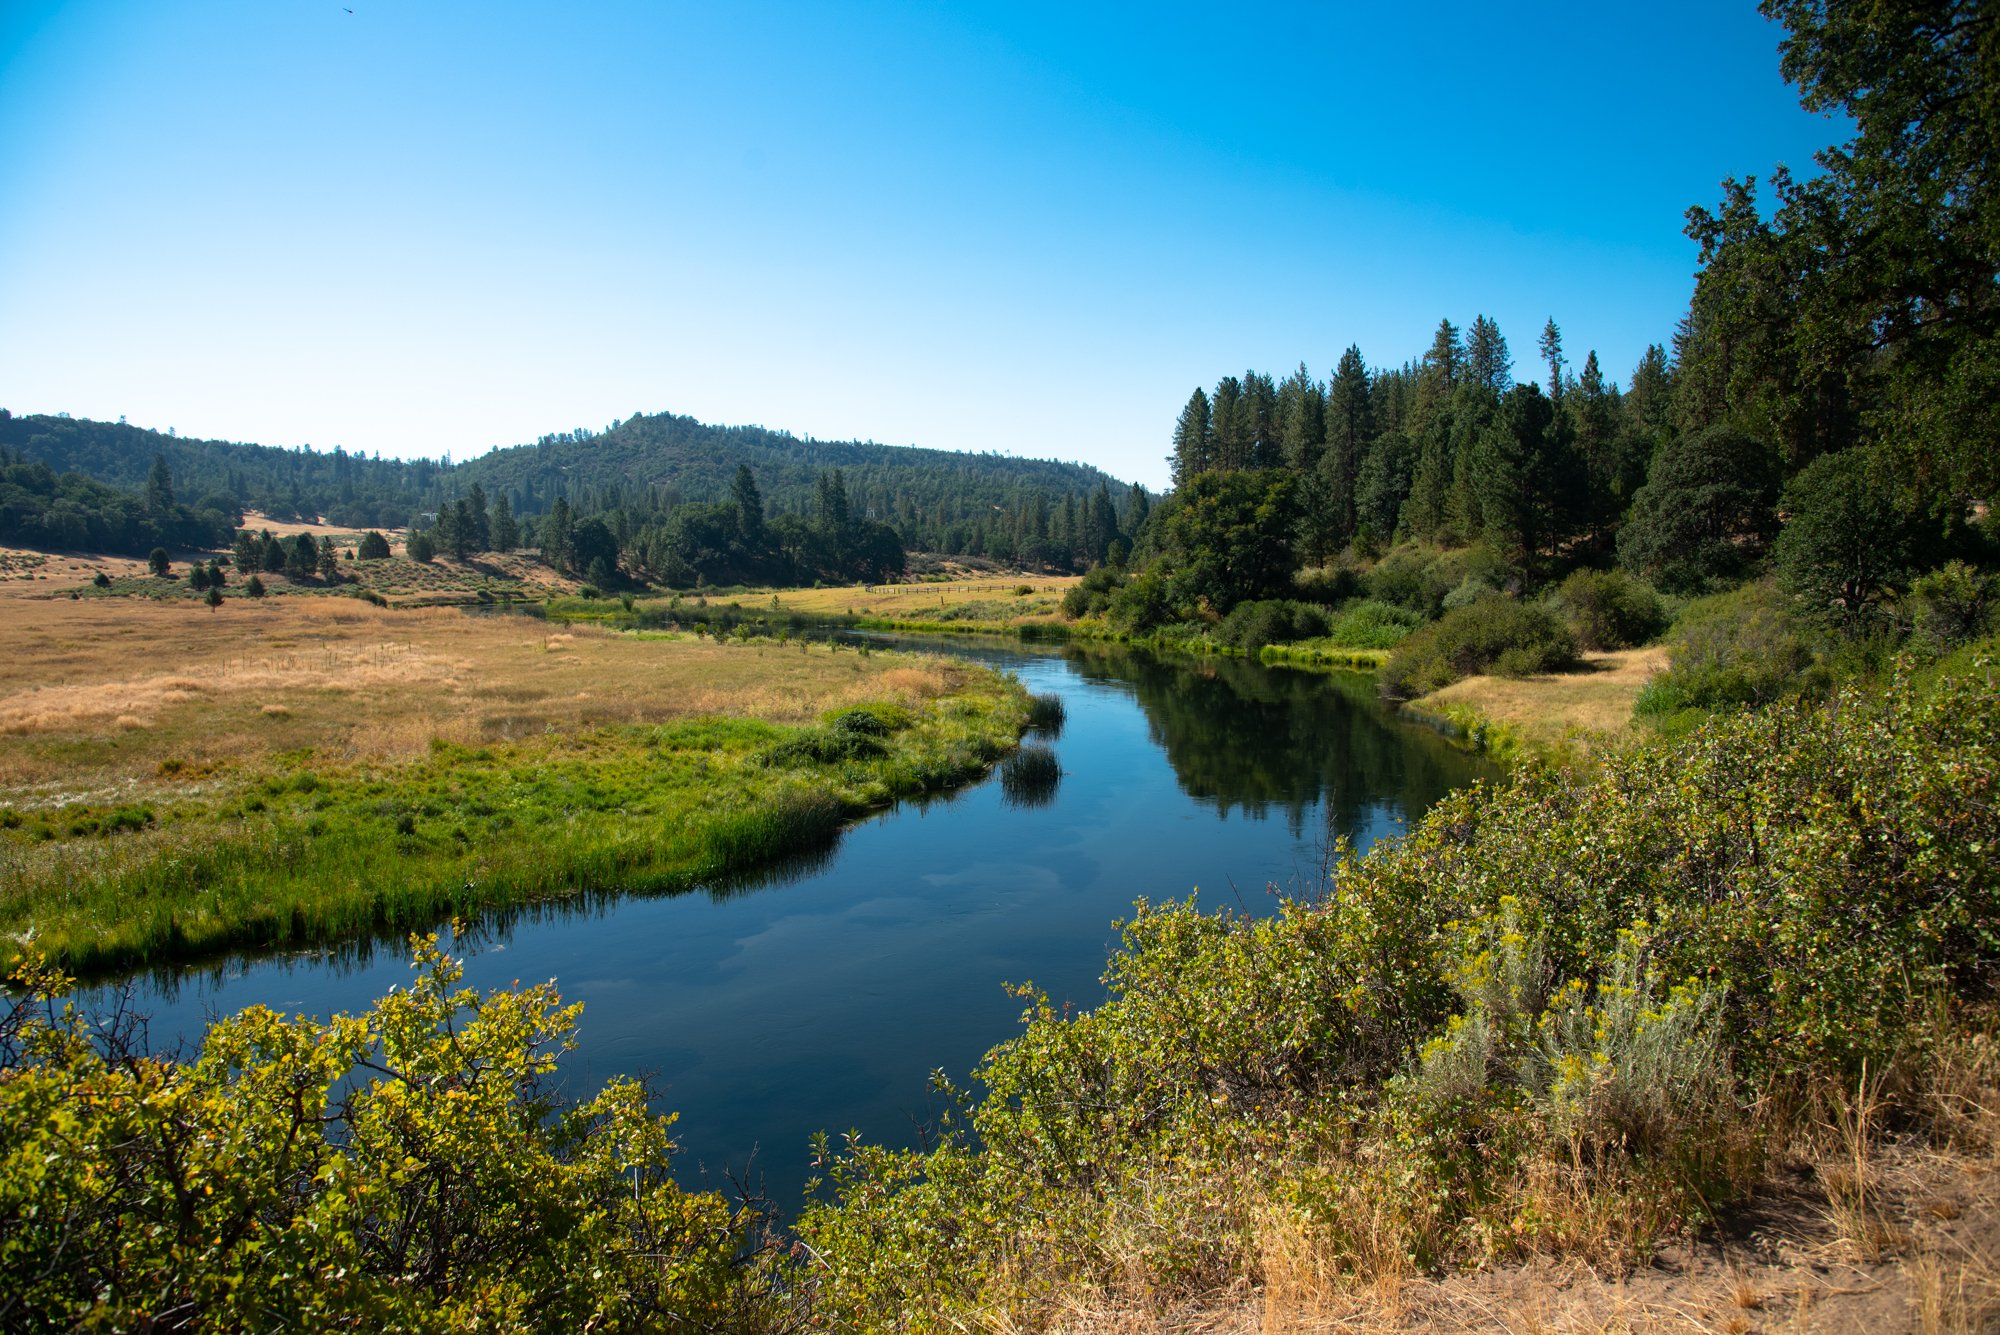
[490,496,519,553]
[1210,376,1249,472]
[1170,388,1214,487]
[1277,364,1325,473]
[1538,318,1565,400]
[145,454,175,515]
[731,465,765,545]
[1466,315,1513,393]
[465,484,491,552]
[541,498,574,570]
[1322,345,1373,549]
[1244,370,1282,469]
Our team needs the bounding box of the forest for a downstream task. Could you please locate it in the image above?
[0,406,1141,576]
[1053,0,1999,714]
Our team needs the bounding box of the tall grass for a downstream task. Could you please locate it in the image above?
[1,678,1030,976]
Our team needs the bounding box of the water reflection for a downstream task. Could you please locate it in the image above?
[1068,644,1488,846]
[998,744,1062,808]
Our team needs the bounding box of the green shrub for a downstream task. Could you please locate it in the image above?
[1292,563,1358,605]
[1106,569,1175,631]
[1908,560,1998,652]
[1380,596,1579,698]
[1321,598,1423,649]
[1634,581,1824,716]
[795,662,2000,1324]
[1548,568,1664,651]
[0,938,773,1330]
[1062,565,1127,619]
[1363,544,1516,618]
[1213,599,1329,650]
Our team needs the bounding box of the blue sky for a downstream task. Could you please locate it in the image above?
[1,1,1841,489]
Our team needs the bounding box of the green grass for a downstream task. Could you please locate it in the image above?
[1,675,1029,976]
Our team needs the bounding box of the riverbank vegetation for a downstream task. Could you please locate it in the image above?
[7,646,1994,1329]
[788,648,2000,1327]
[0,597,1028,974]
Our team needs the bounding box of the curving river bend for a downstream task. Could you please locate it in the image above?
[95,637,1493,1211]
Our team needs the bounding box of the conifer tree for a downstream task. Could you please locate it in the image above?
[1210,376,1249,472]
[1170,388,1214,487]
[1465,315,1513,393]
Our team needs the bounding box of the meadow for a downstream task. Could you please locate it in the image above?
[0,594,1028,973]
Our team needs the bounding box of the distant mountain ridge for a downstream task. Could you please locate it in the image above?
[0,410,1137,553]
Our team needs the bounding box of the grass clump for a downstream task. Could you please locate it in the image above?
[1380,595,1580,698]
[789,657,2000,1328]
[1024,691,1066,736]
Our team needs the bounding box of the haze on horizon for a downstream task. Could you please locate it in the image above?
[1,0,1840,490]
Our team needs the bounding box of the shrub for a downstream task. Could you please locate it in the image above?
[1292,563,1358,605]
[0,938,771,1330]
[1633,581,1823,716]
[1061,565,1125,619]
[1380,596,1579,698]
[1321,598,1423,648]
[1548,568,1664,651]
[406,530,436,563]
[1106,569,1175,632]
[245,574,266,598]
[1907,560,1997,652]
[357,530,392,560]
[1363,543,1516,618]
[1213,599,1328,650]
[796,663,2000,1324]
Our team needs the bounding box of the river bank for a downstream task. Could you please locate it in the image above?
[0,595,1029,974]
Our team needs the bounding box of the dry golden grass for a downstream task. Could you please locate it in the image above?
[1043,1022,2000,1335]
[0,595,975,799]
[750,574,1080,622]
[1417,646,1669,755]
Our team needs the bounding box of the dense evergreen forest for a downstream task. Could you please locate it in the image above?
[0,408,1140,579]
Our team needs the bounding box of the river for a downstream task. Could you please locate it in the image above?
[92,636,1493,1214]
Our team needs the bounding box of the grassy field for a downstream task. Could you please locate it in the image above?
[751,574,1079,631]
[0,593,1028,974]
[1405,645,1669,760]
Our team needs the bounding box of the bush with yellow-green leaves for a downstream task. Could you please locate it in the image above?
[1,935,780,1332]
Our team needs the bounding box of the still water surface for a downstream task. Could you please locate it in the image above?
[100,638,1492,1211]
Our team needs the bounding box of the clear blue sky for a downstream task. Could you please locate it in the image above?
[1,1,1840,490]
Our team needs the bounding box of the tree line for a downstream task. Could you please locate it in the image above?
[0,407,1139,569]
[1145,0,1995,631]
